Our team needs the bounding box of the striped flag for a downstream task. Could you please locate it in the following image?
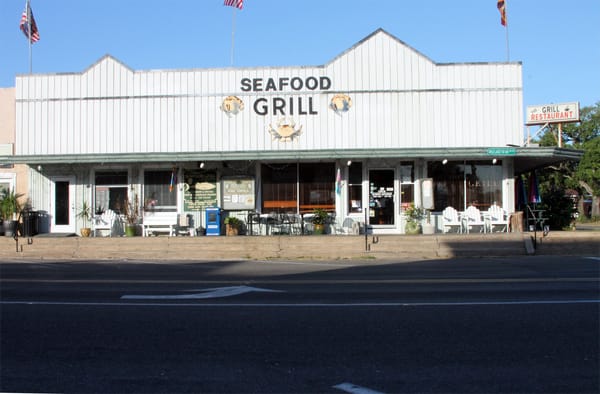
[169,168,176,192]
[497,0,507,26]
[20,1,40,43]
[224,0,243,10]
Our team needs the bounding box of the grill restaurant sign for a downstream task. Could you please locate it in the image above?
[526,102,580,125]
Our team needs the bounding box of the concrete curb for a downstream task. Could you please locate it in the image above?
[0,231,597,261]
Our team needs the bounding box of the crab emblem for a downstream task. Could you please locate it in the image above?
[220,96,244,117]
[330,94,352,114]
[267,117,303,142]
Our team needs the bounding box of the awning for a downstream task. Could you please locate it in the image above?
[0,146,583,173]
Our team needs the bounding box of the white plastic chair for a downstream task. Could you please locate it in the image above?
[442,207,463,234]
[487,205,509,232]
[93,209,117,237]
[463,206,486,233]
[333,216,360,235]
[173,214,193,236]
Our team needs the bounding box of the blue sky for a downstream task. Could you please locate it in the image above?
[1,0,599,113]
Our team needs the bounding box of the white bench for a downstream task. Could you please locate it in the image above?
[142,212,177,236]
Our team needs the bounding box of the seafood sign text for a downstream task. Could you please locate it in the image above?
[240,76,332,116]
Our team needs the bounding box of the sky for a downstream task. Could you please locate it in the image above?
[1,0,599,115]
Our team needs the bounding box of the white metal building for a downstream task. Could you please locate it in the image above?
[1,29,581,235]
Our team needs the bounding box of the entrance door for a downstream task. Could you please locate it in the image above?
[51,176,76,233]
[368,169,395,225]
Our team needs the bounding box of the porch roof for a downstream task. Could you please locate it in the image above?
[0,146,582,174]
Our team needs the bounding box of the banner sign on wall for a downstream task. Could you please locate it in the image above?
[183,170,217,211]
[222,177,255,210]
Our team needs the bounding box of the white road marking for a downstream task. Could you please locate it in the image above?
[2,299,599,308]
[333,382,385,394]
[121,285,283,300]
[4,277,598,284]
[584,257,600,261]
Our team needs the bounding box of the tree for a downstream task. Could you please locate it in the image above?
[577,137,600,193]
[535,102,600,219]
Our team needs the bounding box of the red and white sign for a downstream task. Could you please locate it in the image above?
[526,102,580,125]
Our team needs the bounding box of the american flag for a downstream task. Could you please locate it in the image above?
[224,0,243,10]
[20,1,40,43]
[497,0,507,26]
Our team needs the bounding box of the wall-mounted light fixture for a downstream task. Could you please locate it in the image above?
[442,159,448,165]
[492,158,498,165]
[347,160,352,166]
[199,162,205,169]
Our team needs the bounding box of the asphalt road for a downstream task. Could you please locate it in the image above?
[1,256,599,393]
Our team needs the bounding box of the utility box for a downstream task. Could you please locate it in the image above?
[205,207,221,236]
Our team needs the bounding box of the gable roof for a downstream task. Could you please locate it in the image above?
[327,28,436,66]
[83,54,134,74]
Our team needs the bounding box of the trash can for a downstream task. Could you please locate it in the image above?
[205,207,221,236]
[509,211,523,233]
[21,210,39,236]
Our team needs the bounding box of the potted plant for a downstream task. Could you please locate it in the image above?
[404,203,424,235]
[224,215,241,236]
[311,208,329,235]
[77,201,93,237]
[0,190,24,237]
[124,195,140,236]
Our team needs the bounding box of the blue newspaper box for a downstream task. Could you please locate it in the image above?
[205,207,221,236]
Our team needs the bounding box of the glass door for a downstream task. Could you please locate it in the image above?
[368,169,395,225]
[51,176,76,233]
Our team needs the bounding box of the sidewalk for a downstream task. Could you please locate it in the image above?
[0,230,598,261]
[574,222,600,232]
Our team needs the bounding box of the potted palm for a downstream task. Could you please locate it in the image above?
[0,190,24,237]
[404,203,424,235]
[224,216,241,236]
[311,208,329,235]
[77,201,93,237]
[124,195,140,236]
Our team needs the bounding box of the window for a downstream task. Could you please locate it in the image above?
[428,160,502,211]
[144,170,177,212]
[0,181,11,195]
[94,171,128,214]
[299,163,334,213]
[261,163,298,212]
[261,162,335,213]
[399,162,414,211]
[0,173,16,196]
[347,162,363,213]
[369,169,395,225]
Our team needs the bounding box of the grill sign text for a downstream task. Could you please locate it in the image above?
[241,76,332,116]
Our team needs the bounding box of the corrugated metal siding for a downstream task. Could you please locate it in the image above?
[16,30,523,157]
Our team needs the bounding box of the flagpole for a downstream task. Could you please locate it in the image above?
[27,0,32,73]
[230,7,236,66]
[504,0,510,62]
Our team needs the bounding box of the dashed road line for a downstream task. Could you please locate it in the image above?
[333,382,385,394]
